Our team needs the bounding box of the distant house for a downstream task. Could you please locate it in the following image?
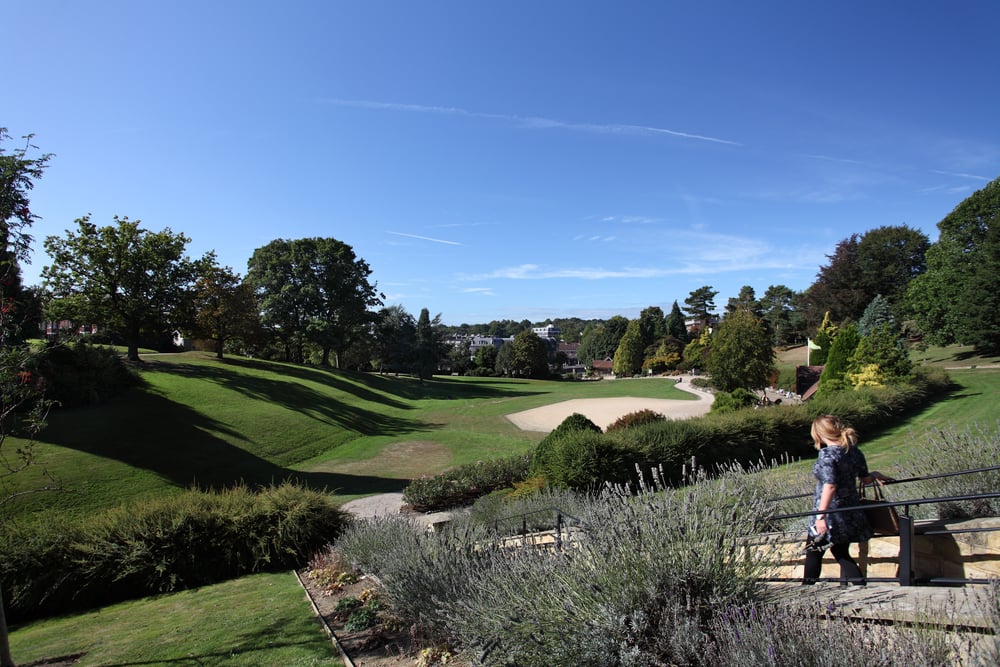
[43,321,98,338]
[590,358,614,377]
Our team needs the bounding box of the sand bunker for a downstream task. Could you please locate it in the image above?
[506,378,714,432]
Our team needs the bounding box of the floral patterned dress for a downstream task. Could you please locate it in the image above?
[811,445,874,545]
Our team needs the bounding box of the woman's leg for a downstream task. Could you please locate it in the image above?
[830,543,865,585]
[802,547,823,583]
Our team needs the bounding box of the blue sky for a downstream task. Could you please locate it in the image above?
[8,1,999,326]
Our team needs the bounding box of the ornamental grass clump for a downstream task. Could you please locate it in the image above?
[437,464,779,665]
[896,422,1000,519]
[706,599,962,667]
[337,461,782,665]
[335,514,494,640]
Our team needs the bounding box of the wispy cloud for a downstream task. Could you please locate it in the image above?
[386,231,462,246]
[460,230,822,283]
[600,215,661,224]
[463,287,495,296]
[800,153,865,165]
[322,98,742,146]
[929,169,991,181]
[917,184,973,195]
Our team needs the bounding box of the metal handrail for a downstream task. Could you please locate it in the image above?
[491,506,588,551]
[768,466,1000,586]
[766,464,1000,503]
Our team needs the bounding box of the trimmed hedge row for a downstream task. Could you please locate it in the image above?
[405,367,953,506]
[0,483,350,622]
[536,367,952,489]
[402,454,532,512]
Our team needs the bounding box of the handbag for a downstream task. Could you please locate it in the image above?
[859,481,900,536]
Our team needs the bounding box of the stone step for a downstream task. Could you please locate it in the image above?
[763,581,996,634]
[749,517,1000,583]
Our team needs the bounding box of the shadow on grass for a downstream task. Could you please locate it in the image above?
[141,360,430,437]
[38,390,408,496]
[145,355,544,403]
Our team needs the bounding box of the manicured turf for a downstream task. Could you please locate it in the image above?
[8,572,340,666]
[6,352,693,519]
[8,345,998,666]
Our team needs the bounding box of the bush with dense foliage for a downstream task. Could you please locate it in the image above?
[605,408,666,432]
[403,369,953,505]
[0,483,349,622]
[336,460,993,666]
[709,388,759,414]
[402,454,532,512]
[529,412,602,477]
[31,340,141,407]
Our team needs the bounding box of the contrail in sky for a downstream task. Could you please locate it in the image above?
[387,231,462,246]
[322,98,741,146]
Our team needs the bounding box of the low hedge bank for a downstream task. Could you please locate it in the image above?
[537,367,952,489]
[408,367,953,507]
[0,483,350,622]
[402,454,532,512]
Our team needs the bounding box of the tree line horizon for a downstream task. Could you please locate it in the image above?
[5,130,999,375]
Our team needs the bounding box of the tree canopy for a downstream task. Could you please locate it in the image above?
[684,285,718,332]
[906,177,1000,352]
[246,237,382,366]
[807,225,929,325]
[511,330,549,378]
[612,319,644,376]
[191,261,260,359]
[705,308,775,393]
[43,216,205,361]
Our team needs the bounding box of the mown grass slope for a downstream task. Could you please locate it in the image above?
[7,351,694,519]
[8,345,999,666]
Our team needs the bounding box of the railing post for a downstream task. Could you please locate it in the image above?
[555,512,563,551]
[898,514,915,586]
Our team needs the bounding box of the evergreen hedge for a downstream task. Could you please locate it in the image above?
[404,367,953,500]
[0,483,349,622]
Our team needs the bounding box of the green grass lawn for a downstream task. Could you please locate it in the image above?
[8,572,340,666]
[8,345,998,665]
[7,352,694,518]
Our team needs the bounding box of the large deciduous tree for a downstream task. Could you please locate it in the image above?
[0,128,54,667]
[706,308,775,393]
[42,215,204,361]
[807,225,929,325]
[577,315,629,366]
[906,177,1000,352]
[373,305,416,374]
[511,330,549,378]
[246,238,382,366]
[191,262,260,359]
[637,306,666,350]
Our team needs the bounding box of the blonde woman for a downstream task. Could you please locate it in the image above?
[803,415,891,585]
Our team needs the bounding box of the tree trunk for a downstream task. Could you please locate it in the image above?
[0,586,15,667]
